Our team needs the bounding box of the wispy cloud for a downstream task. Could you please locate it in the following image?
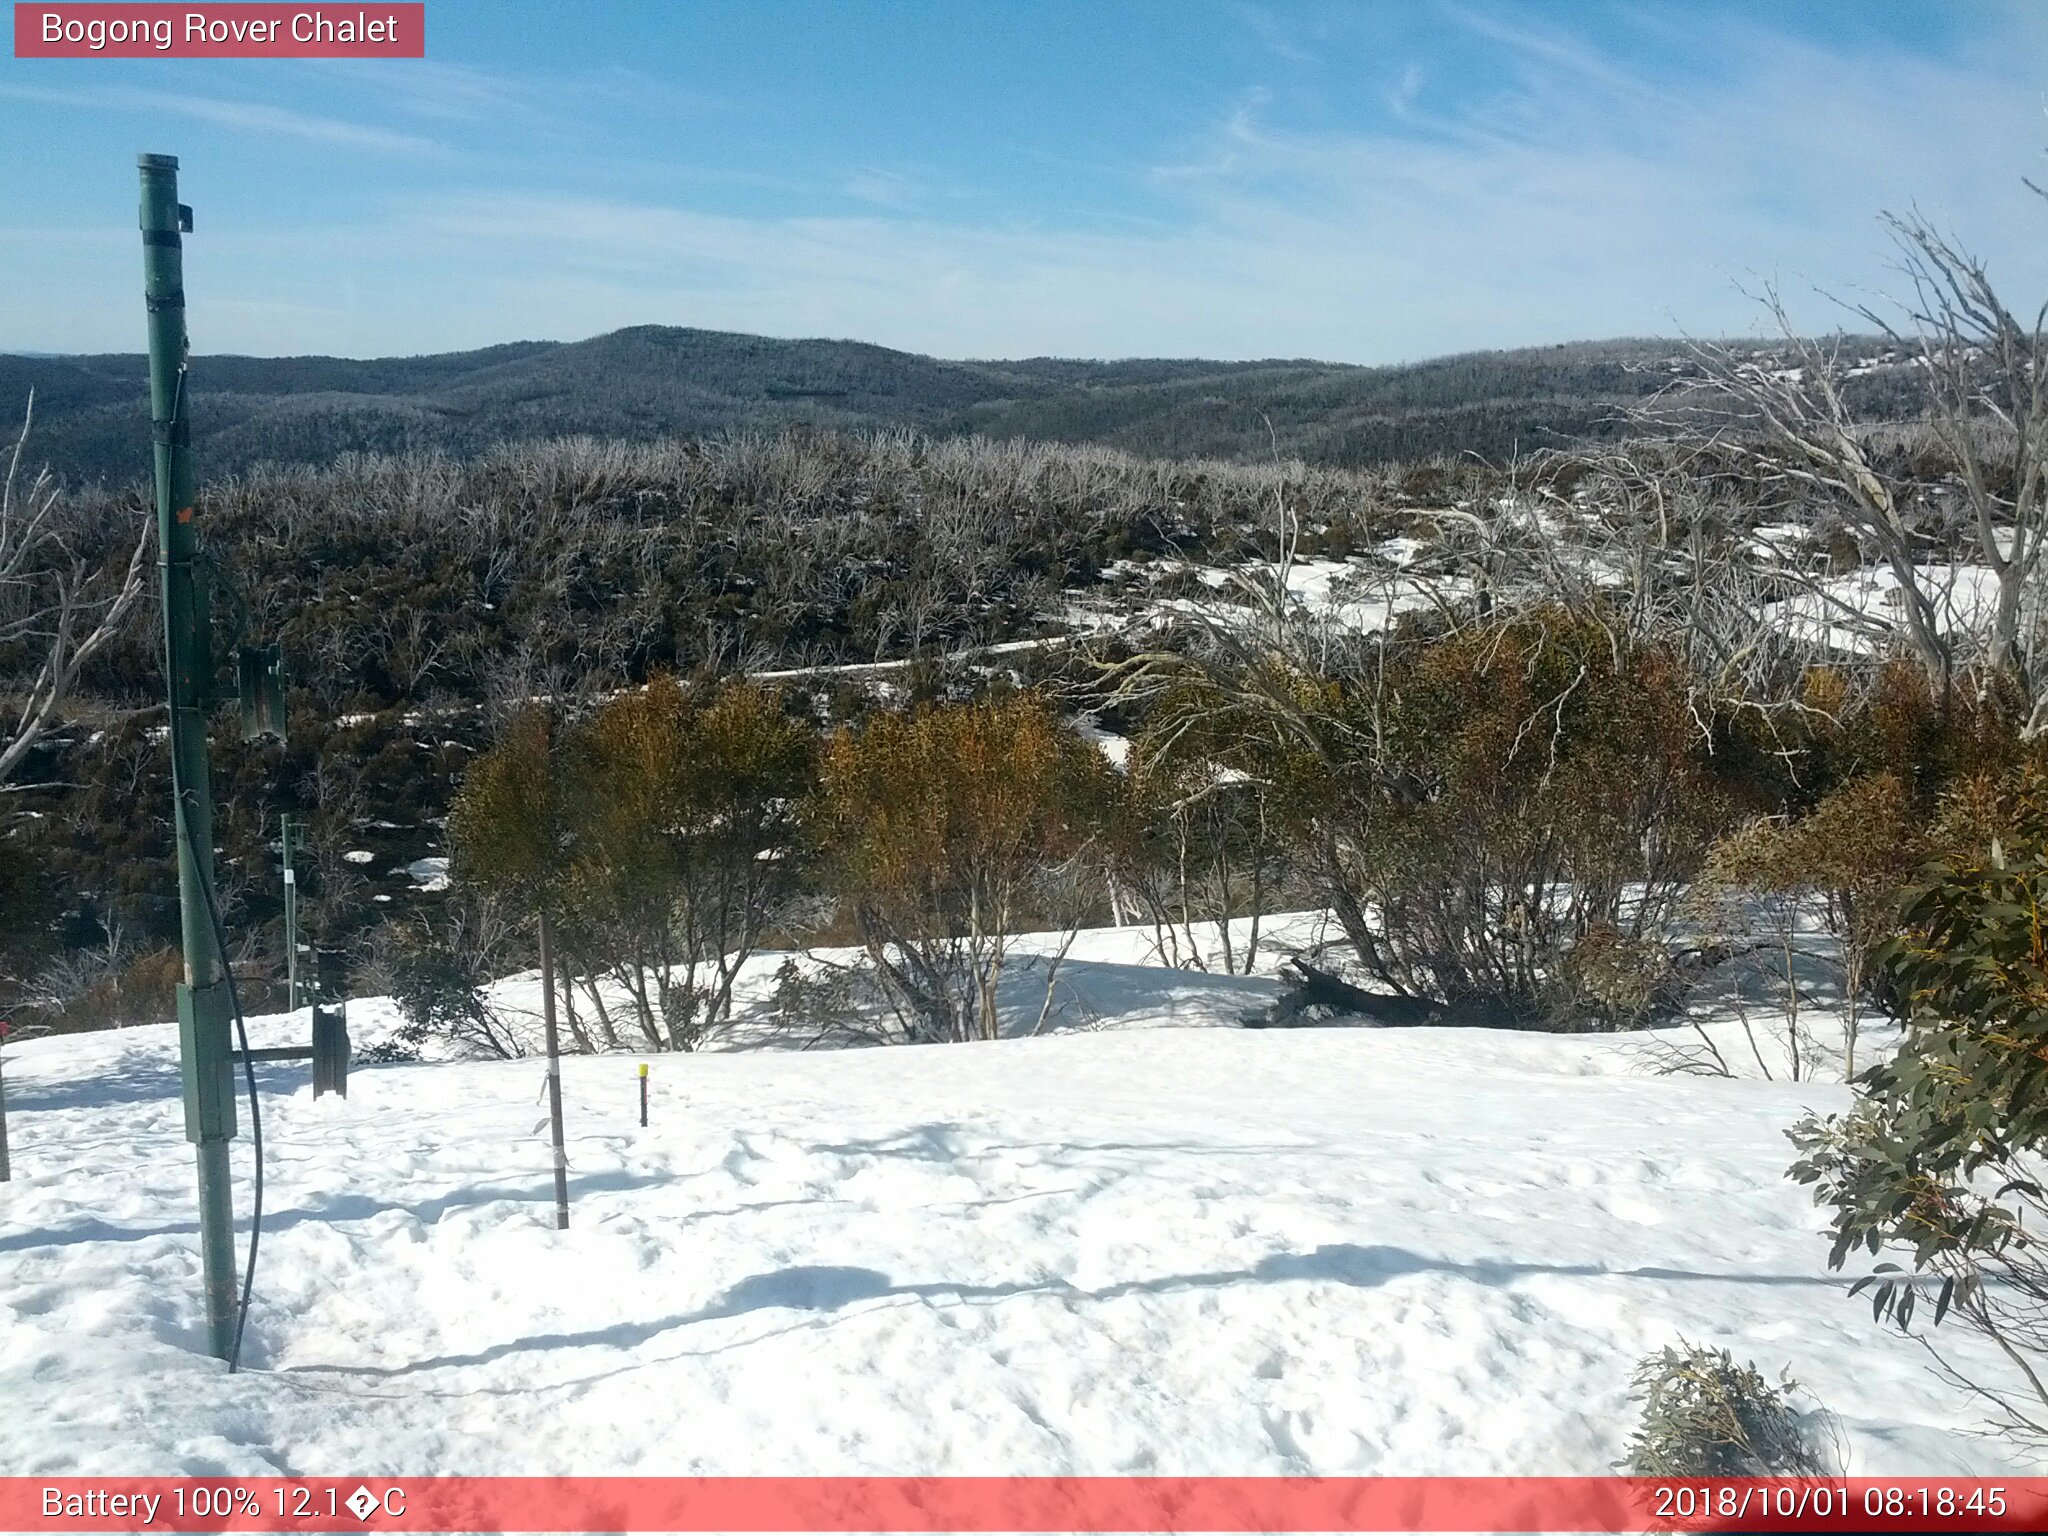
[842,169,926,210]
[1433,0,1657,102]
[1232,3,1324,67]
[4,5,2043,361]
[308,58,537,125]
[1388,62,1425,120]
[0,82,440,154]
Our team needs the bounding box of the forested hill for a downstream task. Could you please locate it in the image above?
[0,325,1909,485]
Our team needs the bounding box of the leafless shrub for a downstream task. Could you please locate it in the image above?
[0,397,149,788]
[1636,190,2048,730]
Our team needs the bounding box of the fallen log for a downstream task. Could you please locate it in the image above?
[1242,958,1443,1028]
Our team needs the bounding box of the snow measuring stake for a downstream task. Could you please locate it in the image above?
[141,155,348,1366]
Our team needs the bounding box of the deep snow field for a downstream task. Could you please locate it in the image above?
[0,916,2027,1479]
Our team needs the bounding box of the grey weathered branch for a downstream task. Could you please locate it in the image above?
[0,395,151,789]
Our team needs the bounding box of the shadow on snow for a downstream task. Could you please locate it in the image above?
[287,1244,1844,1381]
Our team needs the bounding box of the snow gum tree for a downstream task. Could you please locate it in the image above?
[816,691,1114,1042]
[446,706,571,915]
[449,679,812,1051]
[1704,772,1924,1077]
[1789,761,2048,1448]
[569,676,812,1049]
[1621,1343,1838,1476]
[1341,613,1732,1019]
[444,706,591,1050]
[1115,677,1298,975]
[1136,607,1734,1022]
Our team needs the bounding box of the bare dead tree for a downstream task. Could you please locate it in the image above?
[0,396,150,789]
[1867,203,2048,723]
[1473,447,1854,742]
[1659,189,2048,727]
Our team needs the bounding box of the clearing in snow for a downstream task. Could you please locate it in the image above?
[0,918,2022,1478]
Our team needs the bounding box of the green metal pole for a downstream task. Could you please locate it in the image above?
[282,814,299,1012]
[538,912,569,1229]
[1,1030,12,1184]
[140,153,238,1363]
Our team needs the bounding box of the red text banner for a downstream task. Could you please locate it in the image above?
[13,4,424,58]
[4,1476,2046,1533]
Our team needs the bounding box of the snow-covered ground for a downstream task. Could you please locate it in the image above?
[1095,555,1462,642]
[0,918,2023,1478]
[1762,562,2007,655]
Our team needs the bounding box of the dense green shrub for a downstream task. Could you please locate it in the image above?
[1113,678,1296,975]
[1620,1343,1837,1476]
[451,678,814,1051]
[386,913,520,1061]
[816,691,1115,1041]
[1789,762,2048,1447]
[1290,611,1739,1022]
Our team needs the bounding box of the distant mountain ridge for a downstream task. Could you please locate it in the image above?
[0,324,1911,485]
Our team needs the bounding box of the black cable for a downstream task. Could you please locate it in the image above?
[181,787,263,1375]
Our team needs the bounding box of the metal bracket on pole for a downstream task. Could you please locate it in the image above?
[230,1020,347,1099]
[311,1005,350,1099]
[238,643,286,741]
[177,981,237,1142]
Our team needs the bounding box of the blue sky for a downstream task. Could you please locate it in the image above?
[3,0,2045,361]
